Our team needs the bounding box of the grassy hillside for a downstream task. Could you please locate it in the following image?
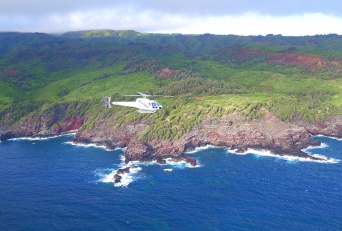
[0,30,342,135]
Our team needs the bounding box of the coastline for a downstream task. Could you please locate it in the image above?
[7,130,78,141]
[3,131,340,188]
[2,127,341,187]
[1,111,341,170]
[4,128,339,164]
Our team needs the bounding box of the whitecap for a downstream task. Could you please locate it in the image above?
[302,143,329,155]
[96,162,143,187]
[228,148,274,158]
[228,148,256,155]
[310,154,340,164]
[125,157,201,168]
[114,165,143,187]
[63,141,115,151]
[119,154,126,163]
[315,134,342,141]
[303,142,328,152]
[165,158,201,168]
[127,160,158,167]
[164,168,173,172]
[94,168,116,183]
[185,145,216,154]
[9,136,59,141]
[117,147,127,151]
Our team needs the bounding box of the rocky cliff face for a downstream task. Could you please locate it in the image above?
[293,116,342,137]
[74,109,342,165]
[0,104,84,141]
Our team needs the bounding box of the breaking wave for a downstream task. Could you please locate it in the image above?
[95,154,144,187]
[315,134,342,141]
[165,158,201,168]
[64,141,107,149]
[8,132,76,141]
[185,145,216,154]
[96,154,200,187]
[302,142,340,164]
[226,147,340,164]
[95,154,143,187]
[64,141,126,152]
[304,142,329,150]
[94,165,143,187]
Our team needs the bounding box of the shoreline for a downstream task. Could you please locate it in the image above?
[3,131,340,187]
[6,130,78,141]
[4,131,339,164]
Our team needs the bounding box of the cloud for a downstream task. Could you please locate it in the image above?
[1,0,342,35]
[160,13,342,36]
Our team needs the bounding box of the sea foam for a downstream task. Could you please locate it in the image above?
[165,157,201,168]
[303,142,329,150]
[185,145,216,154]
[64,141,107,150]
[95,163,143,187]
[96,155,144,187]
[302,143,340,164]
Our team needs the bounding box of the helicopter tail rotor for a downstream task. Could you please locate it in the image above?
[101,94,112,108]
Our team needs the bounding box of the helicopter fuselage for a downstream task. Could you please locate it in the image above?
[110,97,163,113]
[135,98,163,113]
[102,92,169,113]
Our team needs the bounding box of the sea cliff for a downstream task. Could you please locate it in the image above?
[2,103,341,166]
[74,109,341,164]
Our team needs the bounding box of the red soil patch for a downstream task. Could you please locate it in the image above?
[239,48,264,57]
[3,68,17,76]
[55,116,84,133]
[64,116,84,131]
[158,68,184,78]
[268,52,324,69]
[216,46,342,70]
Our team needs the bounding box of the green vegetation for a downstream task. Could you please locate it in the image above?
[0,31,342,138]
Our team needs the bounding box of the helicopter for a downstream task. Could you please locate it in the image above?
[102,92,173,113]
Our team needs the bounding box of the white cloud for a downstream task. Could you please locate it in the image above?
[151,12,342,36]
[1,5,342,35]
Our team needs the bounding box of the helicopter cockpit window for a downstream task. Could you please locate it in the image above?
[152,102,158,108]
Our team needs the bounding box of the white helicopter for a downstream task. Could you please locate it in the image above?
[102,92,172,113]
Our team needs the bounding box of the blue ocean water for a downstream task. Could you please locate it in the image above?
[0,135,341,231]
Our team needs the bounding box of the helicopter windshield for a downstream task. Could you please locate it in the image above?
[151,101,163,109]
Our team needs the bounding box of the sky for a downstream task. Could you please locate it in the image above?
[1,0,342,36]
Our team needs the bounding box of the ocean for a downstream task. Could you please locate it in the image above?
[0,134,341,231]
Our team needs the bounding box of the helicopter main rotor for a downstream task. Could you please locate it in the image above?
[121,92,173,99]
